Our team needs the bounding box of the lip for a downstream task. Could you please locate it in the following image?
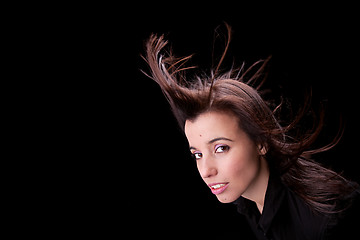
[208,182,229,195]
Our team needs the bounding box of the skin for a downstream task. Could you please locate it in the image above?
[184,111,269,213]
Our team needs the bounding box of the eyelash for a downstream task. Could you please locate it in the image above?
[191,144,230,160]
[215,144,230,153]
[192,152,202,160]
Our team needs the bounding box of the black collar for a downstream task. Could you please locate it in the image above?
[233,171,286,234]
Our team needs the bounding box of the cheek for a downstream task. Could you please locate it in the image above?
[224,149,260,192]
[215,153,260,203]
[227,149,259,178]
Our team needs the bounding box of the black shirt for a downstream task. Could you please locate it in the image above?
[233,172,360,240]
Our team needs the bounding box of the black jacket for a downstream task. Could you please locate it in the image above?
[233,172,360,240]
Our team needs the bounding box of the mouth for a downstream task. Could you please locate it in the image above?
[208,182,229,195]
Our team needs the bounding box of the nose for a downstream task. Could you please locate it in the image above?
[198,157,218,179]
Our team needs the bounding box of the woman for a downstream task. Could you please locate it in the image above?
[142,25,359,239]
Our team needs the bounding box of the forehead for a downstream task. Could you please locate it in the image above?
[184,111,240,141]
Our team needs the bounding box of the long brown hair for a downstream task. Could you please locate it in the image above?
[142,24,358,215]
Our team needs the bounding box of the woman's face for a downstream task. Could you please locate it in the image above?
[184,111,264,203]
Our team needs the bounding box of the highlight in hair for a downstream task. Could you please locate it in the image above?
[142,25,358,215]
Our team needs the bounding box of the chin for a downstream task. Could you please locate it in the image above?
[216,194,238,203]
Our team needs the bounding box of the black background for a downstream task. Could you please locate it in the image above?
[29,2,360,238]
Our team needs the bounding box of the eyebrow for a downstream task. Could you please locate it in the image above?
[189,137,234,151]
[208,137,233,144]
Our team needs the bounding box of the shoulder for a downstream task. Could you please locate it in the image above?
[285,188,329,239]
[286,182,360,240]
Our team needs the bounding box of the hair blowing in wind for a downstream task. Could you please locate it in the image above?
[142,23,359,215]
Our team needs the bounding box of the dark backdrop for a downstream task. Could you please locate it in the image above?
[47,3,359,239]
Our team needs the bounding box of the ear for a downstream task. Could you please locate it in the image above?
[257,143,268,156]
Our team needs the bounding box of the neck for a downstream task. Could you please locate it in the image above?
[242,156,269,214]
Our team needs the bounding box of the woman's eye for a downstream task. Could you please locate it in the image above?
[192,152,203,160]
[215,145,229,153]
